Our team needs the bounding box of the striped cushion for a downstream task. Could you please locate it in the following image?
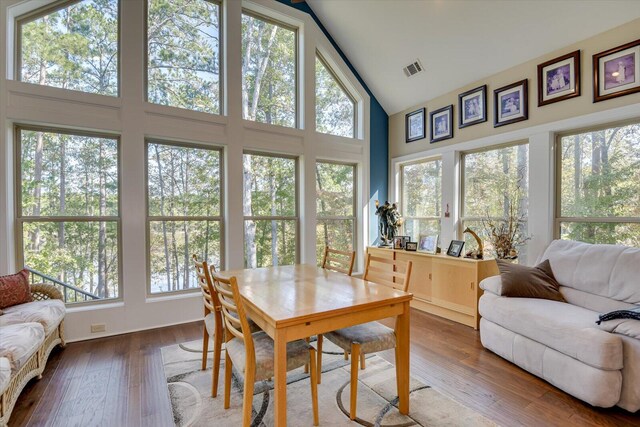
[325,321,396,354]
[226,331,310,381]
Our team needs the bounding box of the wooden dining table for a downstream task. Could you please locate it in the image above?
[216,264,413,426]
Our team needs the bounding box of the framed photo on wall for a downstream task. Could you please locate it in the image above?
[538,50,581,106]
[406,108,426,142]
[430,105,453,143]
[494,79,528,127]
[458,85,487,128]
[593,38,640,102]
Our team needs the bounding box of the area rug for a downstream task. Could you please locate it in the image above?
[161,338,497,427]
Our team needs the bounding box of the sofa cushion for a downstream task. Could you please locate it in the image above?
[479,293,623,370]
[598,318,640,340]
[0,299,65,335]
[496,259,564,301]
[0,323,45,373]
[539,240,640,305]
[0,357,10,395]
[0,269,32,309]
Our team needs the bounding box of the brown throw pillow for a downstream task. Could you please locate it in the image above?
[496,259,565,302]
[0,269,33,309]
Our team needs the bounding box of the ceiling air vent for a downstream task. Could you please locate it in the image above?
[403,59,424,78]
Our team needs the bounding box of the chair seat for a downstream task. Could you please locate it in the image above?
[325,322,396,354]
[226,331,311,381]
[204,312,261,336]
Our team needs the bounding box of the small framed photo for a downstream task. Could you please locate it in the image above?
[446,240,465,258]
[430,105,453,143]
[405,242,417,252]
[418,234,439,254]
[494,79,528,127]
[538,50,580,106]
[393,236,410,250]
[406,108,426,143]
[593,38,640,103]
[458,85,487,128]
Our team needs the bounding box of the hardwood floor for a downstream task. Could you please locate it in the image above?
[10,310,639,426]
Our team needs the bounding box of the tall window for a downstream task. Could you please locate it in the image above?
[146,142,223,294]
[316,162,356,265]
[557,122,640,246]
[241,12,297,128]
[243,153,298,268]
[147,0,221,114]
[18,0,119,96]
[315,54,355,138]
[401,159,442,242]
[17,127,120,303]
[462,143,529,258]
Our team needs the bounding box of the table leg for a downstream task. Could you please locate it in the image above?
[396,301,410,415]
[273,329,287,426]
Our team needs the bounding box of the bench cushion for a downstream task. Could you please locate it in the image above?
[0,299,65,335]
[479,293,623,370]
[0,323,45,373]
[0,357,10,395]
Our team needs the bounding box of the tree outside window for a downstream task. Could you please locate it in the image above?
[316,55,355,138]
[19,0,119,96]
[401,159,442,243]
[558,122,640,246]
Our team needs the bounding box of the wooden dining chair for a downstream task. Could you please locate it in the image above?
[319,253,412,420]
[212,273,319,427]
[321,246,356,276]
[193,255,224,398]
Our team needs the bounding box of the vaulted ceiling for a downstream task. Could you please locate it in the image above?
[306,0,640,114]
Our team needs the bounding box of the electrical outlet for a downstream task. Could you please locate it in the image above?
[91,323,106,333]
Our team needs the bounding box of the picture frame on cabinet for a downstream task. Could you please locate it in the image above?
[593,38,640,102]
[538,50,581,106]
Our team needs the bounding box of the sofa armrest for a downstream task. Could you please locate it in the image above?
[480,275,502,296]
[30,283,63,301]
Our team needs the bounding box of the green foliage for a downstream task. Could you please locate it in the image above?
[147,0,221,113]
[315,56,354,138]
[559,124,640,246]
[401,160,441,242]
[241,13,296,127]
[21,0,118,95]
[316,163,355,264]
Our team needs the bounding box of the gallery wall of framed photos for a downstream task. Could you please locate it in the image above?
[390,17,640,159]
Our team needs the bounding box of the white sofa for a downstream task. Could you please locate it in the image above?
[0,284,66,426]
[479,239,640,412]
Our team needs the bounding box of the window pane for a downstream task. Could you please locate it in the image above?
[244,220,296,268]
[402,160,441,218]
[149,220,221,293]
[316,219,353,265]
[22,221,119,301]
[147,0,221,114]
[560,222,640,247]
[241,13,296,127]
[147,143,221,217]
[316,163,354,217]
[464,144,528,218]
[559,124,640,218]
[315,56,354,138]
[20,0,118,96]
[20,129,118,217]
[403,218,440,243]
[243,154,296,216]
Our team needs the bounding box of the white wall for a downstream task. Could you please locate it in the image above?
[0,0,371,342]
[390,103,640,265]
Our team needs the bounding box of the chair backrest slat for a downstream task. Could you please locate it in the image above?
[322,247,356,276]
[193,254,219,315]
[212,273,255,359]
[363,253,413,292]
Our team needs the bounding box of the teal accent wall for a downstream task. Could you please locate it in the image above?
[279,0,389,245]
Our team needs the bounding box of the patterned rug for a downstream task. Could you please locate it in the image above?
[161,338,497,427]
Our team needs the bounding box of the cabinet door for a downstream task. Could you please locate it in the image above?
[396,252,432,301]
[431,258,477,312]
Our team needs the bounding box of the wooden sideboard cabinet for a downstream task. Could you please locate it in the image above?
[367,247,498,329]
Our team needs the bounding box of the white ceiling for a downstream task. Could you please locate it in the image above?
[306,0,640,115]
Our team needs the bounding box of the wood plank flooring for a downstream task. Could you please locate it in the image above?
[10,310,640,426]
